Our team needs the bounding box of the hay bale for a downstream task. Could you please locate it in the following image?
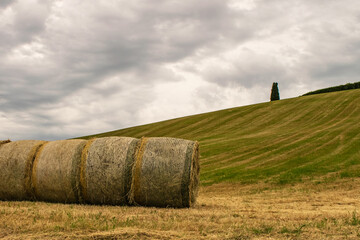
[81,137,139,205]
[130,137,200,208]
[33,139,86,203]
[0,137,200,207]
[0,140,46,200]
[0,140,11,146]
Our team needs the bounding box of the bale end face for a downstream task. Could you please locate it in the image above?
[188,141,200,207]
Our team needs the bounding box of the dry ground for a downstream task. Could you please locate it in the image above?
[1,178,360,239]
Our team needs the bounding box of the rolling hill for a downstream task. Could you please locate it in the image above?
[81,89,360,186]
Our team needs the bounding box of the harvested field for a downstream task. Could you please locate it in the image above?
[1,179,360,239]
[2,90,359,239]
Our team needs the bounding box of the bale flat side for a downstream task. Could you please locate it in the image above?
[84,137,139,205]
[0,140,45,201]
[189,141,200,207]
[33,139,87,203]
[131,137,198,208]
[180,141,196,207]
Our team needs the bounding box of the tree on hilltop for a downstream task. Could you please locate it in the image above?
[270,82,280,101]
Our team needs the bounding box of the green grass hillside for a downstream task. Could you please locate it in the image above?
[82,89,360,186]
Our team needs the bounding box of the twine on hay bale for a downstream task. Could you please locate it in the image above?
[0,136,200,208]
[80,137,139,205]
[32,139,87,203]
[0,140,46,200]
[129,137,200,208]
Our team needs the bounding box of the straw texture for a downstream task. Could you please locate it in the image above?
[82,137,139,205]
[0,137,200,207]
[32,139,87,203]
[130,137,200,208]
[0,140,46,200]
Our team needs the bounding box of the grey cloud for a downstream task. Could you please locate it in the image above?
[312,59,360,81]
[0,0,14,8]
[298,10,360,88]
[1,0,360,140]
[1,0,242,112]
[0,1,50,52]
[199,0,360,93]
[46,0,238,69]
[203,51,289,89]
[13,5,48,39]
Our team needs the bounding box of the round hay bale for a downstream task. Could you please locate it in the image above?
[0,140,46,201]
[0,140,11,146]
[81,137,139,205]
[32,139,87,203]
[130,137,200,208]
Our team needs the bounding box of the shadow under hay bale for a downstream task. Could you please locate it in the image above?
[0,140,46,201]
[81,137,139,205]
[129,137,200,208]
[32,139,87,203]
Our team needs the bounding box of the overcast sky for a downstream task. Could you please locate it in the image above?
[1,0,360,140]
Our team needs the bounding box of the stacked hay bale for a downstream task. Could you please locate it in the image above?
[32,139,87,203]
[0,137,200,208]
[0,140,11,145]
[0,140,46,200]
[130,137,200,208]
[81,137,139,205]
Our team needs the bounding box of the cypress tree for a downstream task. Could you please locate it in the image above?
[270,82,280,101]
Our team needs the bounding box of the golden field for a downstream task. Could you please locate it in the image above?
[1,179,360,239]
